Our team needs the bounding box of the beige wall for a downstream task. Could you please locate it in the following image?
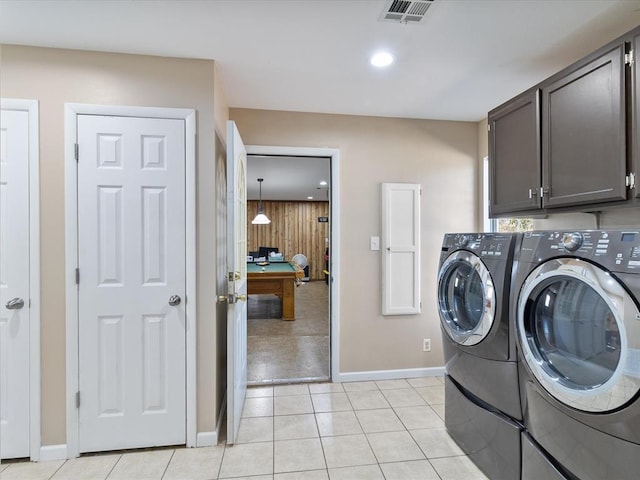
[230,108,478,372]
[0,45,224,445]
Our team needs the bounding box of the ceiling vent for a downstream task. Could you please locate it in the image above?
[380,0,434,24]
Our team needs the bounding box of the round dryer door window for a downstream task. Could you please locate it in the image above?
[438,250,496,346]
[517,258,640,412]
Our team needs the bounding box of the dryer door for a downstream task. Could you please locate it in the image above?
[517,258,640,412]
[438,250,496,346]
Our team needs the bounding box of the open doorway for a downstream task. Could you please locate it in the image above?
[246,154,331,384]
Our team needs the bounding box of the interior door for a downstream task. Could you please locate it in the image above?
[77,114,186,452]
[226,121,248,445]
[0,108,30,459]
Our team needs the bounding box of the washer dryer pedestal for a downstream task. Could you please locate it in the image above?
[521,431,568,480]
[445,375,522,480]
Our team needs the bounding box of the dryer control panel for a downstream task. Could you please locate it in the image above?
[440,233,515,260]
[520,229,640,272]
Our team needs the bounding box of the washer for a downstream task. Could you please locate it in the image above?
[514,230,640,480]
[438,232,522,480]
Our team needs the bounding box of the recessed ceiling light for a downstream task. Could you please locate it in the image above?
[307,196,314,200]
[319,181,328,186]
[370,51,394,68]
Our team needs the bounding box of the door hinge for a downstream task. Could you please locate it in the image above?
[75,391,80,408]
[74,143,79,162]
[75,268,80,285]
[626,50,635,66]
[487,123,491,132]
[626,173,636,189]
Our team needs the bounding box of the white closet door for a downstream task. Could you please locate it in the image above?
[0,108,31,459]
[77,114,186,452]
[382,183,421,315]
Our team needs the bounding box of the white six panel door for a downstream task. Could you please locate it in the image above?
[226,121,248,445]
[0,109,31,459]
[77,115,186,452]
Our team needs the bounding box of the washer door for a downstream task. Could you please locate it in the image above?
[517,258,640,412]
[438,250,496,346]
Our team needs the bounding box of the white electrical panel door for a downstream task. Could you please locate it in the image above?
[382,183,421,315]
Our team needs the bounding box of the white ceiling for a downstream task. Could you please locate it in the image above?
[2,0,640,122]
[247,155,330,201]
[2,0,640,199]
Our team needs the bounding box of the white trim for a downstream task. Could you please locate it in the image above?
[245,145,340,381]
[1,98,41,461]
[38,444,67,462]
[39,444,67,462]
[195,432,218,448]
[64,103,197,457]
[335,366,446,383]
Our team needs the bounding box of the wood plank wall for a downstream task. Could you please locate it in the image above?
[247,200,329,281]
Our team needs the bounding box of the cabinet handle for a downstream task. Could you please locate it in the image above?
[528,188,537,199]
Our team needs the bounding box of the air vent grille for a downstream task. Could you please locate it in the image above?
[380,0,434,24]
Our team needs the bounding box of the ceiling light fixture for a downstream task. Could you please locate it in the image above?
[307,196,314,200]
[251,178,271,225]
[370,51,394,67]
[319,180,328,186]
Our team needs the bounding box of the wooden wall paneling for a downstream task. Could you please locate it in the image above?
[247,200,329,280]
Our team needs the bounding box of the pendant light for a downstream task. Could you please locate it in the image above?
[251,178,271,224]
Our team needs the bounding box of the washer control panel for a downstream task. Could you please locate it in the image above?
[520,229,640,272]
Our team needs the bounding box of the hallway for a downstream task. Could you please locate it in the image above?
[247,280,330,384]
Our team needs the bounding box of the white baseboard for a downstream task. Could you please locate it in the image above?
[335,366,445,383]
[39,444,67,462]
[196,431,218,448]
[196,394,227,447]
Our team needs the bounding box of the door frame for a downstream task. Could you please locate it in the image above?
[64,104,196,457]
[245,145,341,380]
[0,98,41,460]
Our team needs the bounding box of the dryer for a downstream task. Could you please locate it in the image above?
[438,232,522,480]
[514,230,640,480]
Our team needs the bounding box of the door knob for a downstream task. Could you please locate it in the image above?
[168,295,181,306]
[6,298,25,310]
[217,295,228,303]
[236,294,247,302]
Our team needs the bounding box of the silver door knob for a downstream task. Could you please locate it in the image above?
[6,298,25,310]
[168,295,181,306]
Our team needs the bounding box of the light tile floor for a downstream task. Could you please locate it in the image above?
[0,377,488,480]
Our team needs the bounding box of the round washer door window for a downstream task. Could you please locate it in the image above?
[438,250,495,346]
[517,258,640,412]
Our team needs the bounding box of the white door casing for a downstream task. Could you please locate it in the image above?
[65,104,196,457]
[0,100,40,460]
[226,121,248,445]
[244,145,340,381]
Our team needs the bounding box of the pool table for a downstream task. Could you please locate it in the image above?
[246,262,304,320]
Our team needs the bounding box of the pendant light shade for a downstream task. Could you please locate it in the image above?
[251,178,271,225]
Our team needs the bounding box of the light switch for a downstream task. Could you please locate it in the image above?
[370,236,380,251]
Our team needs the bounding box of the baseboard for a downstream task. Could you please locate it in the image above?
[196,431,218,448]
[39,444,67,462]
[335,366,445,383]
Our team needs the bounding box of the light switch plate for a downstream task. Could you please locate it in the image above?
[370,236,380,251]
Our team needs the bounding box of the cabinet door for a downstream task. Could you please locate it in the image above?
[633,34,640,199]
[542,44,627,208]
[488,89,541,216]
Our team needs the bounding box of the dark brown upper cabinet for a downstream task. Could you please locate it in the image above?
[632,30,640,200]
[542,43,626,208]
[489,89,540,216]
[488,27,637,217]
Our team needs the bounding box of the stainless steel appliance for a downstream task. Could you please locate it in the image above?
[438,232,522,480]
[514,230,640,479]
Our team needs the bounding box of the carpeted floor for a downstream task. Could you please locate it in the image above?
[247,280,329,384]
